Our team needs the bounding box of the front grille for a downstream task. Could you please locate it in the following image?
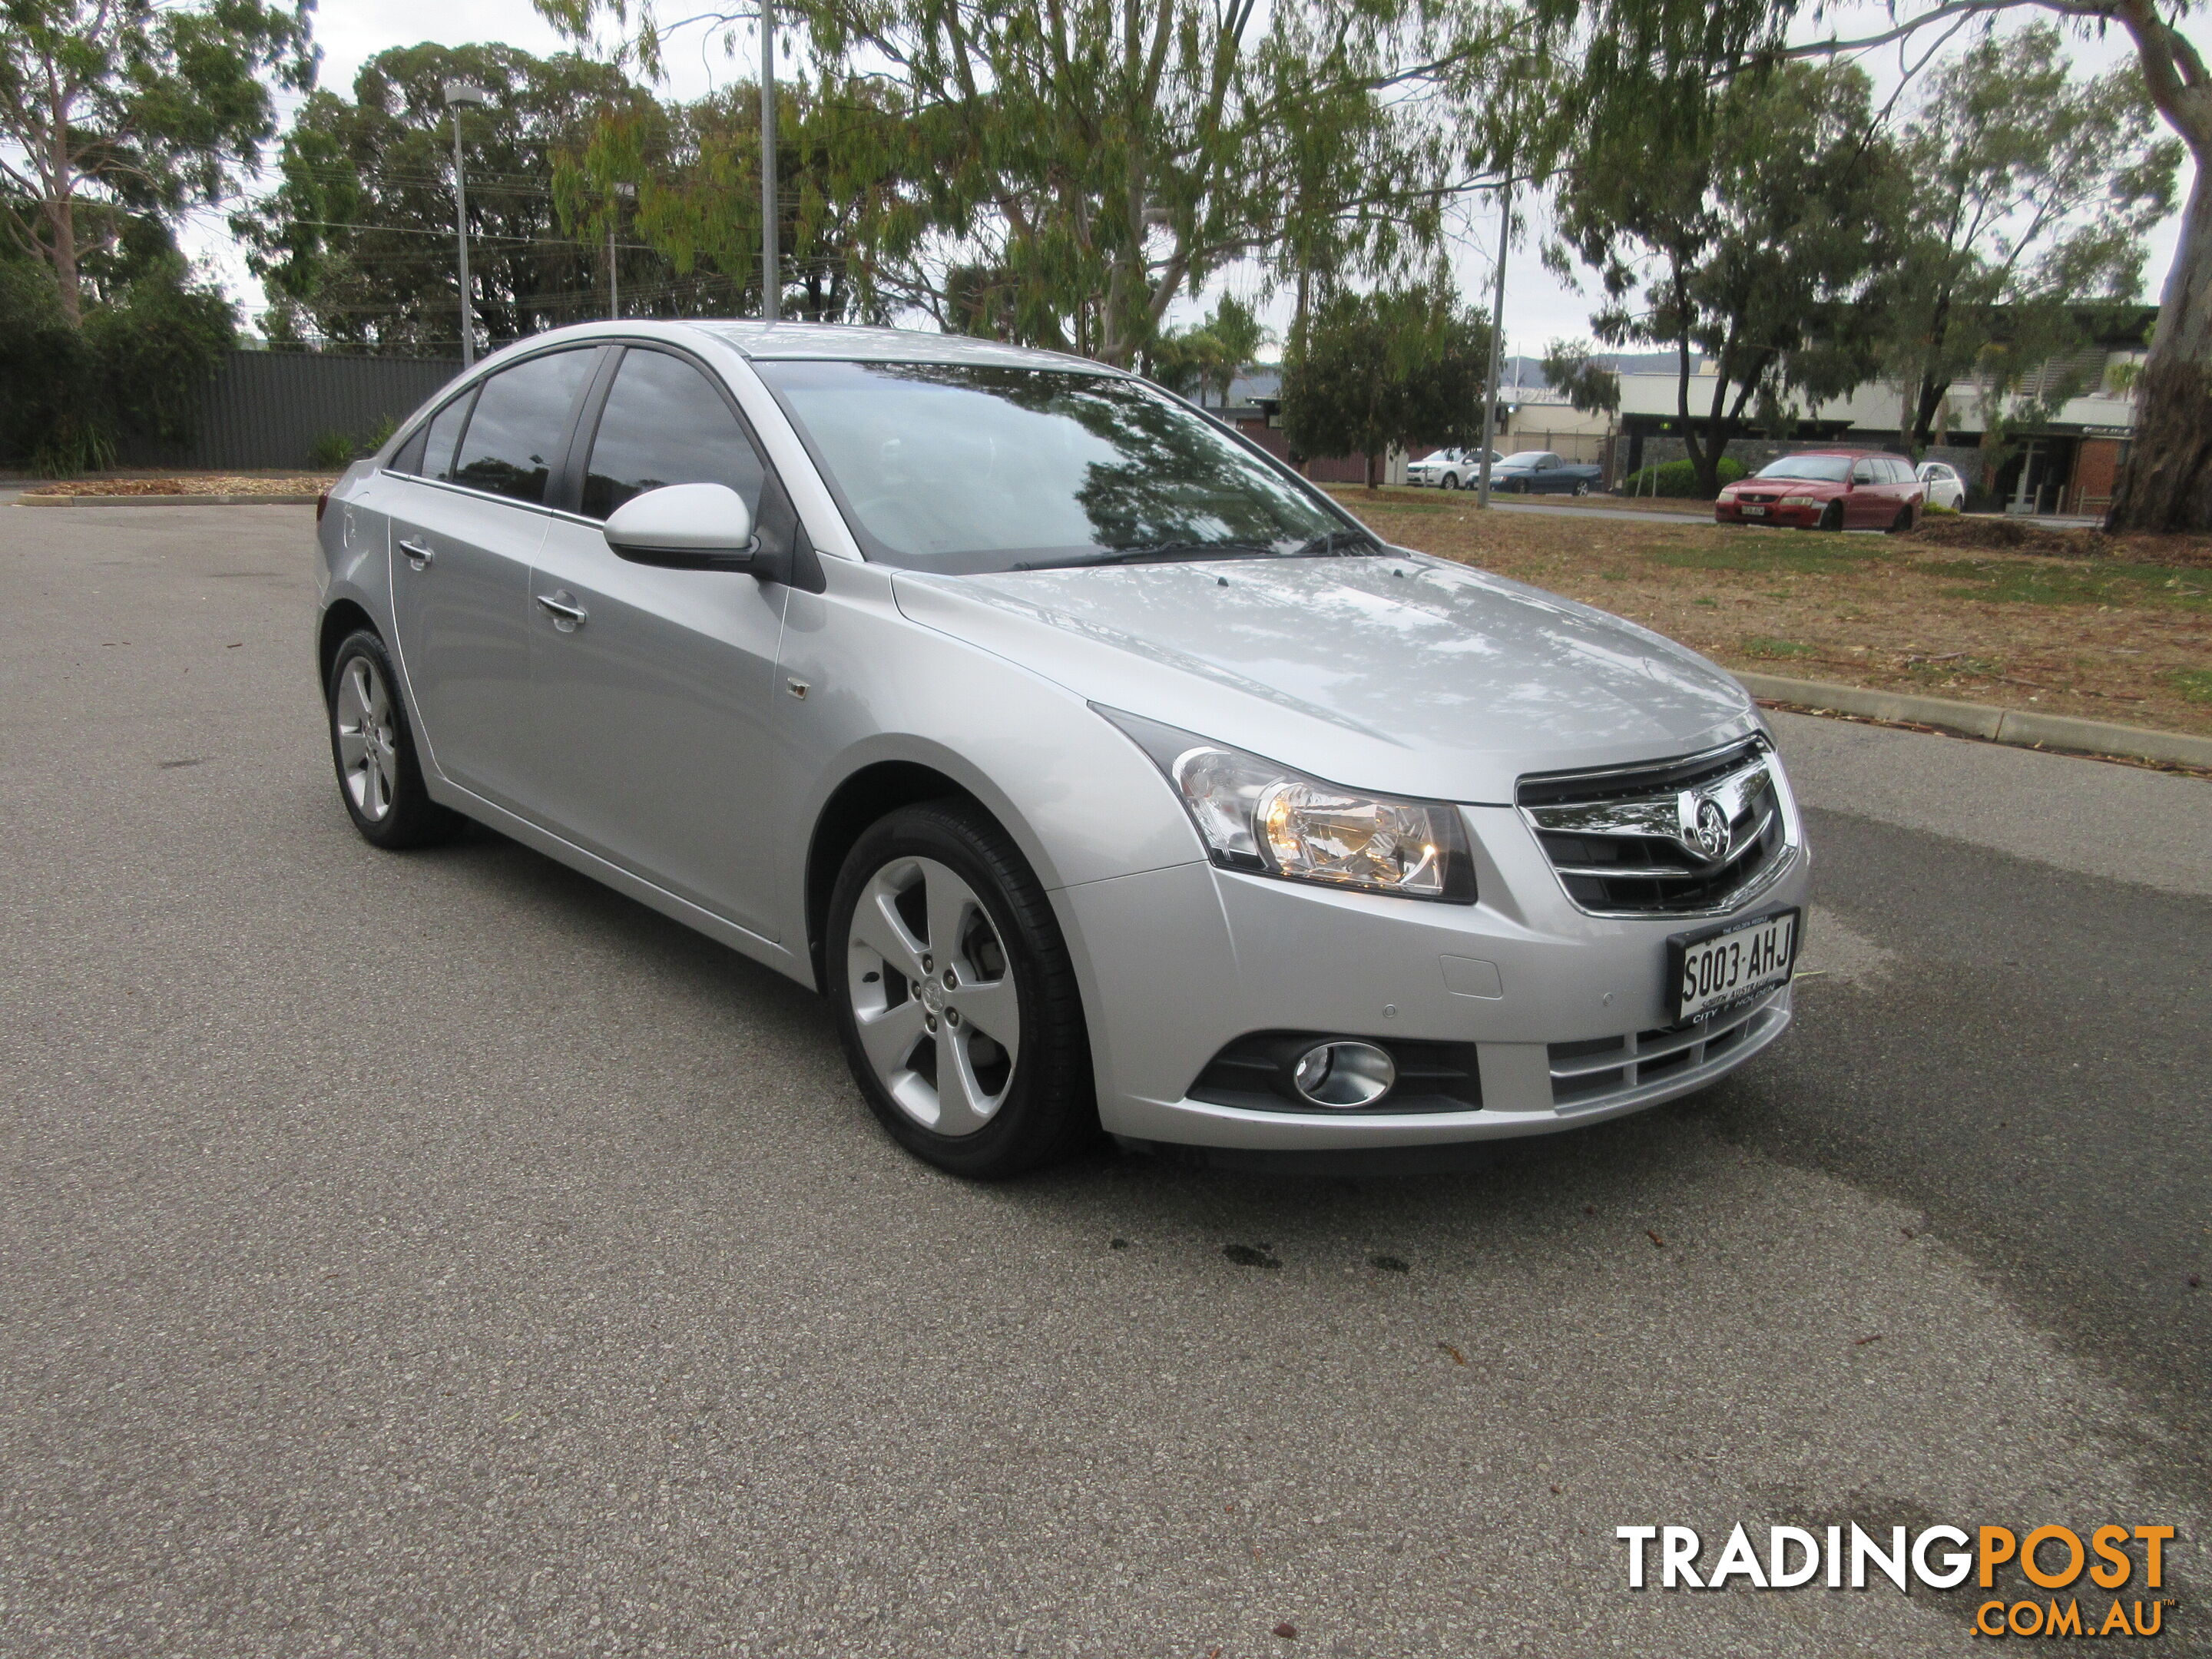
[1548,990,1787,1108]
[1189,1031,1482,1115]
[1517,736,1793,917]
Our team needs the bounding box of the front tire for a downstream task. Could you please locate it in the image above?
[827,801,1096,1178]
[1820,502,1844,532]
[1441,473,1459,492]
[326,630,462,849]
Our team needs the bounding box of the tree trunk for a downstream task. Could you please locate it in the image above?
[2108,157,2212,531]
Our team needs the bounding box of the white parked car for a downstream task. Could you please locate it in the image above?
[1917,461,1966,511]
[316,321,1808,1177]
[1407,448,1502,489]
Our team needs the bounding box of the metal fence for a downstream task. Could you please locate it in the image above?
[117,350,462,472]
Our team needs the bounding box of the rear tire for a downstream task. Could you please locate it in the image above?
[1889,505,1915,534]
[326,630,463,849]
[827,800,1097,1178]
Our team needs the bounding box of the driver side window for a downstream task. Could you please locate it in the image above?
[581,349,767,521]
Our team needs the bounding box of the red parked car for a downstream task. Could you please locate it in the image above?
[1714,449,1924,531]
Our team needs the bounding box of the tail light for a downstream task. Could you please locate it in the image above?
[316,491,329,523]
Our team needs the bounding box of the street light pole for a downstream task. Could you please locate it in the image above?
[760,0,778,322]
[610,181,634,320]
[1475,174,1511,508]
[442,81,492,368]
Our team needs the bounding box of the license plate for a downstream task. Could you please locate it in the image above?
[1667,908,1799,1022]
[1740,504,1767,517]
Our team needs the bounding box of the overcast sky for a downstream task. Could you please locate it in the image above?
[177,0,2192,361]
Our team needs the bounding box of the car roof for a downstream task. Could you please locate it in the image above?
[696,320,1112,373]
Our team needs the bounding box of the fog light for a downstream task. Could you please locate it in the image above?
[1287,1041,1397,1109]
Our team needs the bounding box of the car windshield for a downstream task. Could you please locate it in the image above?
[1418,450,1455,465]
[753,359,1358,573]
[1755,455,1852,482]
[1499,452,1549,466]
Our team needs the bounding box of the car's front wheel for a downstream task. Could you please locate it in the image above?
[827,801,1096,1177]
[1441,473,1459,492]
[1819,502,1844,532]
[326,630,462,849]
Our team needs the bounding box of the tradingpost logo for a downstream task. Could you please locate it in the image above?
[1615,1522,2178,1637]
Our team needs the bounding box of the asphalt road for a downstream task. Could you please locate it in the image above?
[2,505,2206,1657]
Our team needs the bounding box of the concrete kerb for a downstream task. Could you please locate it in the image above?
[1734,670,2212,771]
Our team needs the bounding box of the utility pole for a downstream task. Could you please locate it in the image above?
[760,0,778,323]
[442,81,491,368]
[1475,174,1511,508]
[609,180,634,320]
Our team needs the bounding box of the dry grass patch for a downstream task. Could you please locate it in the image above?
[22,474,334,498]
[1326,488,2212,740]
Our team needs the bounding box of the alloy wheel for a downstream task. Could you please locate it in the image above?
[846,856,1022,1137]
[334,655,399,822]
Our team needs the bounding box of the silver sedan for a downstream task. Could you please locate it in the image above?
[316,321,1809,1177]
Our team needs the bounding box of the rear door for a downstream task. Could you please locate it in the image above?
[525,344,794,939]
[386,346,601,816]
[1846,458,1886,528]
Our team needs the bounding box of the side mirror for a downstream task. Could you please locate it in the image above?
[603,482,762,573]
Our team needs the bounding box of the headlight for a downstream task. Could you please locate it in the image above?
[1782,495,1823,508]
[1094,706,1475,902]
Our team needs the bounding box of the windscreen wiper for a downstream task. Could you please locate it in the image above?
[1291,527,1384,558]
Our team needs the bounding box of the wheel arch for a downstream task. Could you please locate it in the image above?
[317,598,378,697]
[804,760,985,988]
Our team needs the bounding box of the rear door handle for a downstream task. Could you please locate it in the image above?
[535,590,588,631]
[398,538,434,568]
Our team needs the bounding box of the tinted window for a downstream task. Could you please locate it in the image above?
[417,392,473,482]
[1851,460,1879,483]
[1756,455,1849,482]
[756,359,1346,575]
[391,419,429,475]
[452,349,596,504]
[582,349,767,521]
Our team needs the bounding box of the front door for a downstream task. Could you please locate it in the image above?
[527,345,790,939]
[386,347,599,817]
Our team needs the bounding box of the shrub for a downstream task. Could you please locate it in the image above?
[1618,456,1747,498]
[1922,498,1959,515]
[307,430,359,469]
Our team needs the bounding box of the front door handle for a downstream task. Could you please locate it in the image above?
[535,590,588,631]
[398,537,434,568]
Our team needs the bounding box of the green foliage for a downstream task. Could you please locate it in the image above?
[1740,636,1814,658]
[0,233,233,472]
[307,431,359,469]
[1539,339,1621,415]
[1280,283,1492,478]
[243,44,680,353]
[1555,61,1902,497]
[535,0,1514,366]
[2172,670,2212,705]
[1880,24,2179,460]
[0,0,313,324]
[1621,457,1745,497]
[1144,295,1270,405]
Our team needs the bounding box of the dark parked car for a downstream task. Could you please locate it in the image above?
[1491,451,1603,495]
[1714,450,1924,531]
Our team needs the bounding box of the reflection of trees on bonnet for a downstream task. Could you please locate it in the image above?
[872,363,1330,551]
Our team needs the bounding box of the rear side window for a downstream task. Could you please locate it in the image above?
[452,349,597,504]
[581,348,767,521]
[416,392,473,482]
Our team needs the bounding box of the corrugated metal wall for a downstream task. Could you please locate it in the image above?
[117,351,461,471]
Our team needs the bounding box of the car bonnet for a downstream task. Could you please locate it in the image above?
[890,553,1757,803]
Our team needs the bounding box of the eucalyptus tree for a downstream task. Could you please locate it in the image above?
[242,44,691,354]
[1880,24,2178,458]
[1530,0,2210,529]
[1553,60,1903,498]
[0,0,313,325]
[534,0,1512,366]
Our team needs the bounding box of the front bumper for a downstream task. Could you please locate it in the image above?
[1058,803,1809,1149]
[1714,498,1825,527]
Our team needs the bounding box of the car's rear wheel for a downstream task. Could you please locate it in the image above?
[1819,502,1844,532]
[827,800,1096,1178]
[1573,480,1591,496]
[326,630,462,849]
[1888,504,1915,534]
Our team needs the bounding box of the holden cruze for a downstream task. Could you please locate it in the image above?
[315,320,1809,1177]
